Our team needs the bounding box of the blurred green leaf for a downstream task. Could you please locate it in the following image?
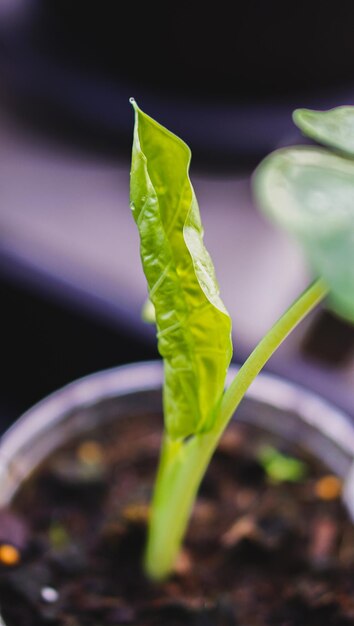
[258,445,307,483]
[253,146,354,323]
[141,298,156,324]
[294,106,354,157]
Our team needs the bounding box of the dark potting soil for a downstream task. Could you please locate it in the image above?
[0,412,353,626]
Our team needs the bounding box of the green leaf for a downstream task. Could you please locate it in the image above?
[253,146,354,323]
[293,106,354,157]
[130,100,232,439]
[258,445,307,483]
[141,298,156,324]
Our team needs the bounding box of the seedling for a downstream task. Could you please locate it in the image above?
[129,100,354,580]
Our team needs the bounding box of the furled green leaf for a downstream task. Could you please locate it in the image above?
[294,106,354,157]
[253,146,354,323]
[130,100,232,439]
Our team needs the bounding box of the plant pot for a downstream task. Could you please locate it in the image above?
[0,360,354,625]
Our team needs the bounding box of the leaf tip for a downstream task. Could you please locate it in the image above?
[292,107,311,128]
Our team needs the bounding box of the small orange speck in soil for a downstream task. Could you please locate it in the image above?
[122,504,150,523]
[173,548,192,575]
[315,475,342,500]
[77,440,103,465]
[0,544,20,566]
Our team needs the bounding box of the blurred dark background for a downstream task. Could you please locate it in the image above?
[3,2,354,168]
[1,1,354,429]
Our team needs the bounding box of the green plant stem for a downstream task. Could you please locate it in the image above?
[215,278,328,435]
[144,278,328,581]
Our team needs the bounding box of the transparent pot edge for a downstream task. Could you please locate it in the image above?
[0,360,354,625]
[1,360,354,507]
